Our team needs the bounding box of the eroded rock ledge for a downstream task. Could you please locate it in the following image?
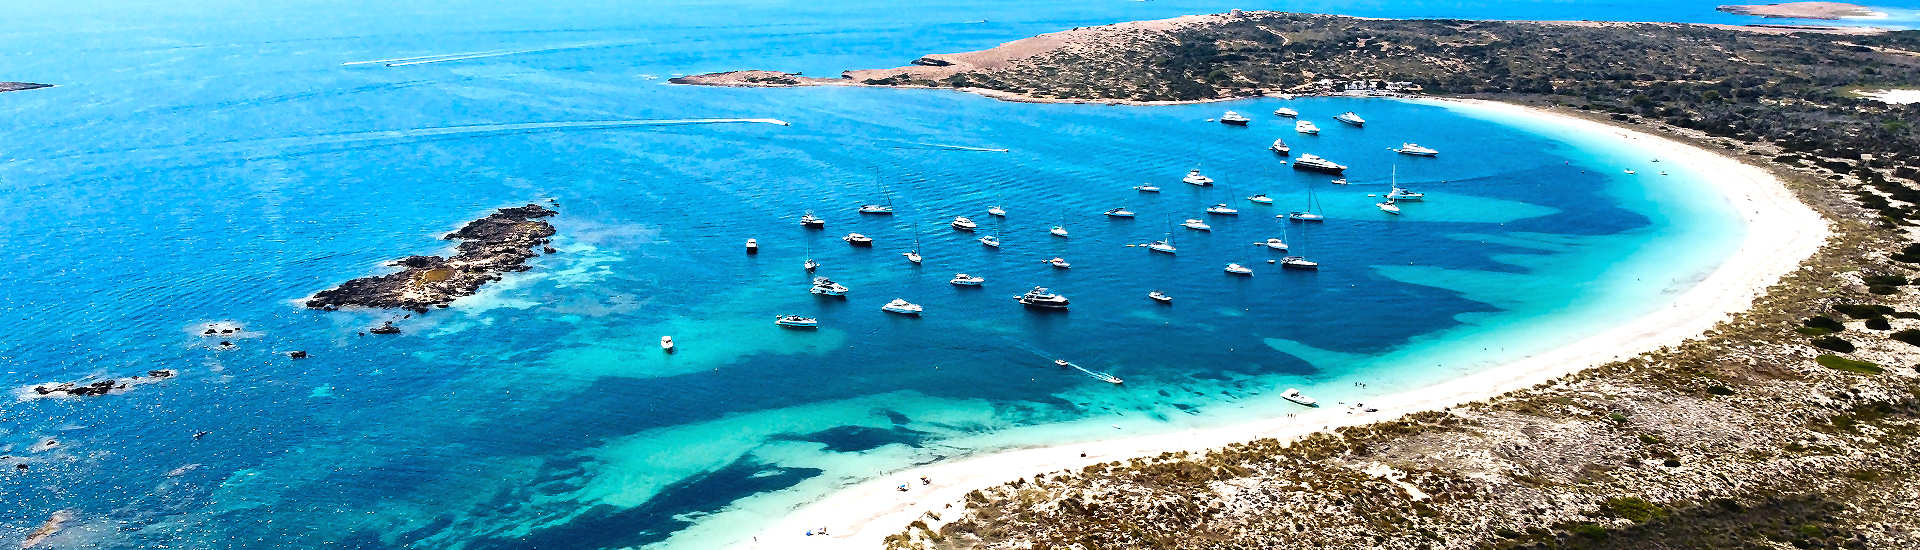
[307,204,557,312]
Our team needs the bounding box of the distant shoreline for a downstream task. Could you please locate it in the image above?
[1716,2,1884,20]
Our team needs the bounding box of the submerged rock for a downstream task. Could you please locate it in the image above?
[306,203,557,312]
[21,369,177,399]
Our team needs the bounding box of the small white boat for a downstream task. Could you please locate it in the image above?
[1377,198,1401,215]
[1050,226,1068,237]
[1247,194,1273,205]
[800,211,825,228]
[1182,219,1211,231]
[1225,263,1253,276]
[660,335,675,352]
[1047,257,1071,269]
[1295,120,1320,135]
[1334,111,1365,126]
[1281,388,1319,407]
[1393,142,1438,156]
[809,276,849,297]
[745,238,759,254]
[1219,110,1250,126]
[1273,107,1298,118]
[1146,239,1176,254]
[950,273,985,286]
[775,315,819,328]
[1134,184,1161,193]
[858,204,894,214]
[1624,169,1637,175]
[1261,238,1288,250]
[881,298,923,315]
[1286,211,1325,222]
[1329,178,1348,185]
[1182,169,1214,186]
[1281,256,1319,270]
[804,258,819,271]
[978,235,1001,248]
[951,216,977,231]
[904,250,922,263]
[843,233,873,246]
[1206,204,1238,215]
[1104,207,1135,218]
[1269,138,1291,156]
[1148,290,1172,303]
[987,205,1007,217]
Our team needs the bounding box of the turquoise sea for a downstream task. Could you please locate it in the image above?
[2,0,1911,548]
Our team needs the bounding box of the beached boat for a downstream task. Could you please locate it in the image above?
[1018,287,1070,310]
[745,238,758,254]
[1182,169,1214,186]
[843,233,873,246]
[881,298,923,315]
[1281,388,1319,407]
[950,273,984,286]
[775,315,819,328]
[1262,237,1288,250]
[978,235,1000,248]
[1335,111,1366,126]
[1273,107,1298,118]
[1219,110,1250,126]
[1292,154,1347,174]
[1270,137,1291,156]
[800,211,825,228]
[1393,142,1438,156]
[1134,183,1161,193]
[660,335,674,352]
[809,276,849,296]
[950,216,977,231]
[1047,257,1071,269]
[1104,207,1135,218]
[1050,225,1068,237]
[1206,204,1239,216]
[1225,263,1254,276]
[1148,290,1172,303]
[1296,120,1320,134]
[987,205,1007,217]
[1248,194,1273,205]
[1182,218,1211,231]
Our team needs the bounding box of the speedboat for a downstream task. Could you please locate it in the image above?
[1182,219,1211,231]
[1206,204,1239,215]
[661,335,675,352]
[1295,120,1319,134]
[904,250,923,263]
[1281,256,1319,270]
[1394,142,1438,157]
[951,216,978,231]
[1134,184,1161,193]
[1291,154,1347,174]
[1219,110,1250,126]
[1147,239,1176,254]
[1334,111,1365,126]
[1330,178,1349,185]
[987,205,1007,217]
[1269,138,1291,155]
[1377,198,1401,215]
[1050,226,1068,237]
[1273,107,1298,118]
[1286,211,1325,222]
[978,235,1000,248]
[1281,388,1319,407]
[1247,194,1273,205]
[858,204,893,214]
[950,273,985,286]
[800,211,825,228]
[843,233,873,246]
[1104,208,1135,218]
[1387,186,1425,201]
[1018,287,1070,310]
[745,238,759,254]
[1624,169,1637,175]
[1262,238,1288,250]
[1148,290,1172,303]
[881,298,923,315]
[809,277,849,296]
[774,315,819,328]
[1182,169,1214,186]
[1047,257,1071,269]
[1225,263,1253,276]
[804,258,819,271]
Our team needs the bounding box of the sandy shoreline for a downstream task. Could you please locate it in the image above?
[739,98,1830,549]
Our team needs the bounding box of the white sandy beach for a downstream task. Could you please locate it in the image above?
[741,98,1830,549]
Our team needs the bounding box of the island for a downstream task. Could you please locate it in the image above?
[680,12,1920,550]
[306,203,557,312]
[1,82,52,93]
[1717,2,1881,20]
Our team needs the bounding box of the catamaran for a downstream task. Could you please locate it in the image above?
[1273,107,1298,118]
[1206,204,1239,215]
[881,298,923,315]
[950,273,985,286]
[1393,142,1439,156]
[1182,218,1211,231]
[800,211,825,228]
[1104,207,1135,218]
[1295,120,1320,134]
[1219,110,1250,126]
[1183,169,1214,186]
[1291,154,1347,174]
[951,216,977,231]
[775,315,819,328]
[1018,287,1070,310]
[1270,138,1291,156]
[1225,263,1254,276]
[1335,111,1366,126]
[843,233,873,246]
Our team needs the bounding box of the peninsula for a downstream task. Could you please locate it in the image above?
[682,12,1920,549]
[1717,2,1882,19]
[307,203,557,312]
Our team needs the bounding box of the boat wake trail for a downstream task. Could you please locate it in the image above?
[880,141,1010,153]
[343,42,638,67]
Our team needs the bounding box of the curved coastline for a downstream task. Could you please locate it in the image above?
[735,98,1830,549]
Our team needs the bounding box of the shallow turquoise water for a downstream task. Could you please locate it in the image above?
[0,0,1889,547]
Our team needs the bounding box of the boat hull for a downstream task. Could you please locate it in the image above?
[1292,163,1345,175]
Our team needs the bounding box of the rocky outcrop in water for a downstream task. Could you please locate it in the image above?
[306,204,557,312]
[0,82,51,93]
[22,370,176,399]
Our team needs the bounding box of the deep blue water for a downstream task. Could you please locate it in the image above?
[0,0,1905,548]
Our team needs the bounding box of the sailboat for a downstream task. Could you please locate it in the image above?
[1145,221,1177,254]
[904,237,923,263]
[1280,223,1318,270]
[1288,178,1326,222]
[859,178,894,214]
[1386,166,1425,201]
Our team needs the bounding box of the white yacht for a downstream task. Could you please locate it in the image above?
[1262,237,1288,250]
[1148,290,1173,304]
[950,273,985,286]
[1386,166,1424,201]
[978,235,1001,248]
[809,276,849,297]
[1182,218,1211,231]
[1281,256,1319,270]
[843,233,873,246]
[1018,287,1070,310]
[1218,110,1250,126]
[1287,211,1325,222]
[1105,207,1135,218]
[1147,238,1176,254]
[1206,204,1239,215]
[800,211,825,228]
[1273,107,1298,118]
[1376,197,1401,215]
[1047,257,1071,269]
[774,315,819,328]
[1182,169,1214,186]
[858,203,893,214]
[881,298,923,315]
[1291,154,1347,174]
[950,216,977,231]
[1224,263,1254,276]
[1334,111,1365,126]
[1050,225,1068,237]
[1247,194,1273,205]
[1134,183,1161,193]
[1270,138,1291,156]
[1394,142,1439,157]
[1295,120,1320,134]
[1281,388,1319,407]
[987,205,1007,217]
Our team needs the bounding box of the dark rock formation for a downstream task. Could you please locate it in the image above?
[306,204,557,312]
[24,369,176,399]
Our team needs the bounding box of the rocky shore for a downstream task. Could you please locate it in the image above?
[20,369,177,399]
[1717,2,1880,20]
[306,203,557,312]
[1,82,52,93]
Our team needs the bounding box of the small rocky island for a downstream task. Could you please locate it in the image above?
[1,82,52,93]
[307,204,557,312]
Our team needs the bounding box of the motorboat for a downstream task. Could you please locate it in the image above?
[881,298,923,315]
[1247,194,1273,205]
[1334,111,1365,126]
[1218,110,1250,126]
[1273,107,1298,118]
[1291,154,1347,174]
[1104,208,1135,218]
[1281,256,1319,270]
[1377,198,1401,215]
[809,276,849,297]
[1146,239,1176,254]
[1330,178,1349,185]
[951,216,978,231]
[660,335,674,353]
[1295,120,1320,134]
[745,238,759,254]
[1148,290,1172,304]
[950,273,985,286]
[774,315,819,328]
[1281,388,1319,407]
[1225,263,1254,276]
[1269,138,1291,155]
[1018,287,1070,310]
[843,233,873,246]
[1182,219,1211,231]
[1624,169,1637,175]
[987,205,1007,217]
[1262,237,1288,250]
[1394,142,1438,157]
[804,258,819,271]
[858,203,894,215]
[1182,169,1214,186]
[800,211,825,228]
[978,235,1001,248]
[1134,183,1161,193]
[1206,204,1239,215]
[1050,225,1069,237]
[1047,257,1071,269]
[1055,359,1123,384]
